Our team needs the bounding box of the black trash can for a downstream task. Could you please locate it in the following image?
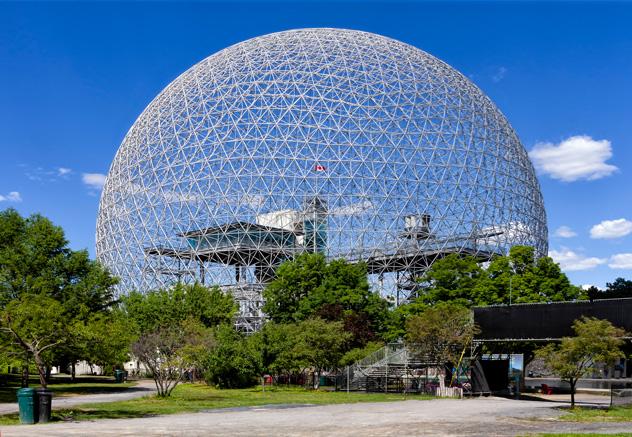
[17,387,37,424]
[36,388,53,423]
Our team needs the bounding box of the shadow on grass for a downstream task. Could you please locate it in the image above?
[54,408,154,422]
[48,385,148,397]
[0,409,155,426]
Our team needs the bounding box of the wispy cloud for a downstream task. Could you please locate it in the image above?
[553,225,577,238]
[529,135,617,182]
[23,165,73,182]
[0,191,22,202]
[57,167,72,177]
[549,248,606,271]
[609,253,632,269]
[590,218,632,239]
[491,66,507,83]
[82,173,107,190]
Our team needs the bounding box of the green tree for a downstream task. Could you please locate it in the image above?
[405,302,478,384]
[121,282,236,334]
[587,278,632,300]
[0,295,68,387]
[0,209,120,385]
[418,255,484,306]
[132,320,214,396]
[263,253,328,323]
[263,253,390,347]
[259,322,304,378]
[339,341,384,367]
[605,277,632,298]
[82,312,135,373]
[536,317,627,408]
[258,318,351,387]
[417,246,583,307]
[292,318,351,388]
[203,324,261,388]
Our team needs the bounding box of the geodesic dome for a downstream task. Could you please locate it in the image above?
[96,28,547,314]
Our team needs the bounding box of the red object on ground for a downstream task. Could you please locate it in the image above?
[541,384,553,395]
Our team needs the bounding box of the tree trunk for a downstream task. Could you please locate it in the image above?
[32,351,48,388]
[45,365,52,381]
[570,379,576,408]
[21,364,29,388]
[71,362,76,382]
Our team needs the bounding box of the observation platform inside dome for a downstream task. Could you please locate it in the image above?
[144,221,303,267]
[144,213,504,278]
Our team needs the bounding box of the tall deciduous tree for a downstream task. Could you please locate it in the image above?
[0,295,68,388]
[536,317,627,408]
[263,253,389,347]
[132,320,213,397]
[123,283,237,393]
[405,302,478,384]
[293,318,351,388]
[0,209,120,385]
[202,324,261,389]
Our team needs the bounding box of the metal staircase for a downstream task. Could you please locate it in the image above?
[339,342,436,392]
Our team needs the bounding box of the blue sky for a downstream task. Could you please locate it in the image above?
[0,1,630,288]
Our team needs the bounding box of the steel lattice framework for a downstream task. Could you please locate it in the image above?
[96,29,547,331]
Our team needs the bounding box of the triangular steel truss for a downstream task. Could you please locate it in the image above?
[95,29,547,332]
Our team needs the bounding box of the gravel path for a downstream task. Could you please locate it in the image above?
[0,380,156,415]
[1,395,631,436]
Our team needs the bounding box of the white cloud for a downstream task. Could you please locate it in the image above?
[23,165,73,182]
[82,173,107,190]
[57,167,72,177]
[529,135,618,182]
[553,225,577,238]
[0,191,22,202]
[581,284,603,291]
[590,218,632,239]
[549,248,606,271]
[609,253,632,269]
[492,66,507,83]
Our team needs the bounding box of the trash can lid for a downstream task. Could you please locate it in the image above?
[17,387,35,395]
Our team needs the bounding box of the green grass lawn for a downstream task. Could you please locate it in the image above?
[0,383,431,425]
[560,405,632,422]
[0,374,137,403]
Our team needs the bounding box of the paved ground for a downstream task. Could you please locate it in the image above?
[0,380,156,415]
[2,395,631,437]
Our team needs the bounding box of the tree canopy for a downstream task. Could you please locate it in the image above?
[536,317,627,407]
[416,246,584,307]
[405,302,479,368]
[0,208,121,386]
[263,253,390,347]
[587,277,632,300]
[120,282,237,334]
